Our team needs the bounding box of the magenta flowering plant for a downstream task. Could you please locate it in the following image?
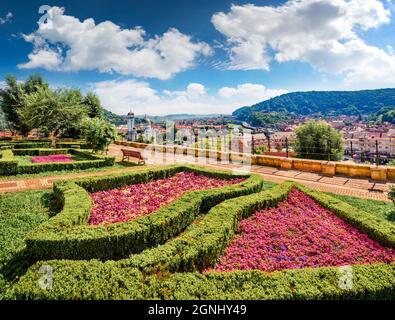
[31,154,75,163]
[211,189,395,273]
[89,172,244,225]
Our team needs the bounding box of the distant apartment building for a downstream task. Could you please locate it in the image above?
[343,128,395,160]
[251,131,296,150]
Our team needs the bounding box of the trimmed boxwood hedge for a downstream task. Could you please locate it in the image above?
[147,263,395,300]
[0,148,114,175]
[0,141,51,149]
[25,165,264,261]
[12,148,69,156]
[55,141,90,149]
[9,259,394,300]
[0,149,18,175]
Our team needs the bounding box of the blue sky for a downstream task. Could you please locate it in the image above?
[0,0,395,115]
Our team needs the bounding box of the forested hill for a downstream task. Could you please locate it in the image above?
[232,88,395,123]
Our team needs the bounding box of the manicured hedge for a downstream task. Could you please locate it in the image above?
[0,149,14,160]
[56,142,90,149]
[10,259,394,300]
[147,263,395,300]
[9,180,395,300]
[0,141,51,149]
[12,148,69,156]
[0,148,114,175]
[8,260,145,300]
[25,165,264,261]
[13,142,51,149]
[0,149,18,175]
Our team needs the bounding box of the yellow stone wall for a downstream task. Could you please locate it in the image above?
[115,141,394,181]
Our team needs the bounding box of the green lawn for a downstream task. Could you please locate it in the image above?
[0,189,56,299]
[326,193,395,224]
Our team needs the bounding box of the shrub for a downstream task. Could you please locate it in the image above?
[0,141,51,149]
[0,149,18,175]
[388,186,395,204]
[147,263,395,300]
[25,165,264,261]
[12,148,69,156]
[81,118,117,152]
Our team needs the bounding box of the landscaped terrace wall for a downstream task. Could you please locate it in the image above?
[115,141,392,181]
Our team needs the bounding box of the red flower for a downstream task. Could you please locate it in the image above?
[89,172,244,225]
[31,154,75,163]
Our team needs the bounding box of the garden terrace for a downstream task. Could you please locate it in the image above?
[0,148,114,176]
[8,181,395,300]
[24,165,263,260]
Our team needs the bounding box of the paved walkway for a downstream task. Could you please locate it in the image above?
[0,144,393,202]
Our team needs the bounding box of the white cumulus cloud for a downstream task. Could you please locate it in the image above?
[212,0,395,87]
[0,12,13,24]
[91,79,286,115]
[0,12,12,24]
[19,6,212,79]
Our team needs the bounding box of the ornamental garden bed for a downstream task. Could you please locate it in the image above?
[89,171,245,225]
[7,180,395,300]
[24,165,263,260]
[0,148,114,175]
[210,188,394,273]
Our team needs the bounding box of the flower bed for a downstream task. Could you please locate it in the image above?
[212,189,395,273]
[0,148,114,175]
[25,165,262,261]
[31,154,75,163]
[89,171,244,225]
[10,182,395,300]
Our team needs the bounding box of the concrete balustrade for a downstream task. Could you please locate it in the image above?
[115,141,395,181]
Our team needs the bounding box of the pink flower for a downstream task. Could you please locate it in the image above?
[89,172,244,225]
[31,154,75,163]
[209,189,395,273]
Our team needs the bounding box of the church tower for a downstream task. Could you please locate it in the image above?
[126,110,137,141]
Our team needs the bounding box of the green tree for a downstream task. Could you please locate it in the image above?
[84,92,104,119]
[0,74,48,136]
[253,145,268,155]
[19,86,88,145]
[294,120,344,161]
[388,186,395,204]
[81,118,117,153]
